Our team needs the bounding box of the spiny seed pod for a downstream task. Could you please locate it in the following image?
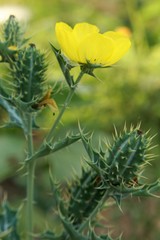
[81,126,153,189]
[68,169,105,226]
[105,128,151,186]
[3,15,24,47]
[12,44,47,103]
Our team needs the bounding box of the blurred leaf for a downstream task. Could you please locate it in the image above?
[0,98,23,129]
[0,201,20,240]
[40,231,64,240]
[0,228,12,238]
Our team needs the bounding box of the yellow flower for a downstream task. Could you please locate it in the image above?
[55,22,131,67]
[8,45,18,51]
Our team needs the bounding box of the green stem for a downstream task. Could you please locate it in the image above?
[44,70,84,144]
[26,113,35,240]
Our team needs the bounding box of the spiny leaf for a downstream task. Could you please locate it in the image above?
[131,179,160,197]
[81,133,106,169]
[90,231,117,240]
[0,201,20,240]
[50,44,74,88]
[26,132,81,162]
[59,210,117,240]
[0,97,23,128]
[49,171,68,217]
[39,231,64,240]
[60,215,87,240]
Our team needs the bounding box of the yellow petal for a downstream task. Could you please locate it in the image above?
[8,45,18,51]
[73,22,99,43]
[55,22,79,61]
[103,31,131,65]
[77,33,114,65]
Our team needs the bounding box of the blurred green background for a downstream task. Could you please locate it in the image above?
[0,0,160,239]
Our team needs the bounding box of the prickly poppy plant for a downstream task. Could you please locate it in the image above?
[0,16,159,240]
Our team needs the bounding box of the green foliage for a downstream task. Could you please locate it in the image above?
[40,177,117,240]
[0,201,20,240]
[46,126,159,240]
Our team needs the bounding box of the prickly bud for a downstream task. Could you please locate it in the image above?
[3,15,26,47]
[105,128,150,186]
[82,127,152,187]
[0,16,28,63]
[68,169,105,226]
[12,44,47,104]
